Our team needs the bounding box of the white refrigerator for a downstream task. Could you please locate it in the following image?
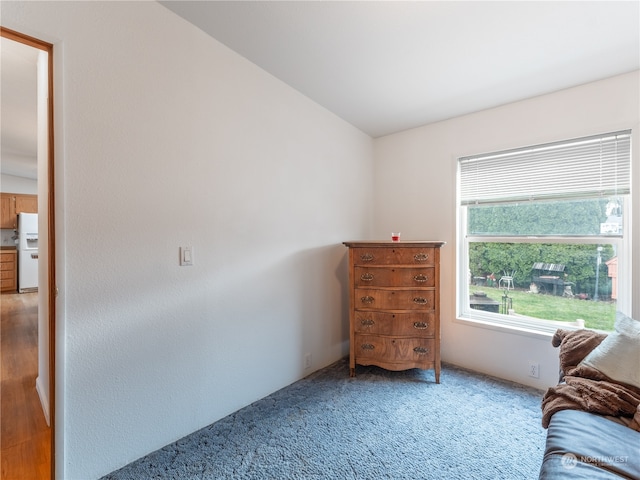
[17,212,38,293]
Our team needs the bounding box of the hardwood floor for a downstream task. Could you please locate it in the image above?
[1,292,51,480]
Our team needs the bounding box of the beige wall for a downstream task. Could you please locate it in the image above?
[2,2,373,478]
[373,70,640,389]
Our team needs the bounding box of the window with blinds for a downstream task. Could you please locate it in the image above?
[456,130,632,333]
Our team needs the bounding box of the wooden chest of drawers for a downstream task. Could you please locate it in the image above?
[0,250,18,293]
[343,241,445,382]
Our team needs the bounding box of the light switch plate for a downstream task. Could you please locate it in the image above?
[180,246,193,266]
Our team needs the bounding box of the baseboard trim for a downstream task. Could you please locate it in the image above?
[35,375,50,426]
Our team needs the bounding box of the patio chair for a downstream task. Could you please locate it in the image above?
[499,270,515,290]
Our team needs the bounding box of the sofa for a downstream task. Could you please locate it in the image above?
[539,312,640,479]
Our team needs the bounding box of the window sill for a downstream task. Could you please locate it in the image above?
[454,312,575,341]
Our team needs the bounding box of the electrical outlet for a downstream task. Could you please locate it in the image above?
[304,353,312,369]
[528,362,540,378]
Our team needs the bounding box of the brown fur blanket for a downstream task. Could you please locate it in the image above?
[541,328,640,430]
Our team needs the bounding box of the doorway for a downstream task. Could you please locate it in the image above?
[0,27,55,480]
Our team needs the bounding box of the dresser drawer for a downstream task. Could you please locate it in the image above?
[354,311,435,337]
[355,288,435,310]
[354,266,435,288]
[354,335,435,365]
[352,247,435,266]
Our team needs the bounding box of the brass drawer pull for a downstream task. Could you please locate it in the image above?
[413,274,428,283]
[360,295,375,305]
[361,343,375,350]
[414,253,429,262]
[413,321,429,329]
[360,318,375,327]
[360,253,374,262]
[360,273,374,282]
[413,297,428,305]
[413,346,430,355]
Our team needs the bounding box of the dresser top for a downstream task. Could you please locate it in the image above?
[343,241,445,247]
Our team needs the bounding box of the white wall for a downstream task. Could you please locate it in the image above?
[373,71,640,390]
[2,2,373,479]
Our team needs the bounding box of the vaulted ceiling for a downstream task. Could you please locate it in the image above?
[160,1,640,138]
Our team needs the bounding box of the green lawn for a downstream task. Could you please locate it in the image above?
[469,287,616,331]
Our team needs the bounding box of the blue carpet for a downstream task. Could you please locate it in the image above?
[102,359,546,479]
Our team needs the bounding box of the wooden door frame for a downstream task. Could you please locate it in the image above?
[1,26,56,479]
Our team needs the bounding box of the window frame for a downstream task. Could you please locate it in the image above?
[456,134,632,336]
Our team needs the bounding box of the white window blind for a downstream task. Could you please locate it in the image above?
[459,130,631,206]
